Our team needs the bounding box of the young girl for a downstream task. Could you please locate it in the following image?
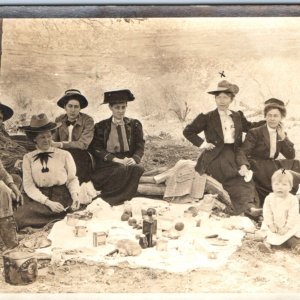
[258,169,300,252]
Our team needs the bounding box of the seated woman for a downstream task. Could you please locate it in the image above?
[0,159,23,250]
[183,80,264,215]
[14,114,80,229]
[237,98,300,205]
[0,102,29,173]
[52,89,94,183]
[89,89,145,206]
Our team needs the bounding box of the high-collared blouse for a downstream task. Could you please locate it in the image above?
[218,109,235,144]
[267,125,277,159]
[22,147,80,204]
[53,112,94,150]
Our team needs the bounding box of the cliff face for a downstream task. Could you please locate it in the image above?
[1,18,300,125]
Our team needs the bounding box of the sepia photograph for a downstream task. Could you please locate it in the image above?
[0,7,300,295]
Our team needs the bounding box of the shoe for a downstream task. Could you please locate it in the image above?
[258,242,272,253]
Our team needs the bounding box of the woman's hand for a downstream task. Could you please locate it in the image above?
[204,143,216,151]
[46,200,65,213]
[112,158,127,165]
[269,223,278,233]
[10,183,24,206]
[51,141,63,148]
[71,194,80,211]
[238,165,248,177]
[278,227,289,235]
[277,122,286,140]
[124,157,136,166]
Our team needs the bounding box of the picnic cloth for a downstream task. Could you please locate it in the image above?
[36,197,255,273]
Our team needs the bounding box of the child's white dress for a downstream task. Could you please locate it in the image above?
[260,192,300,245]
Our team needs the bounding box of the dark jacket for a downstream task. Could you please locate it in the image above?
[236,124,295,167]
[89,116,145,165]
[183,109,265,174]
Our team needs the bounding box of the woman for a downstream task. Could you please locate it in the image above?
[0,158,23,250]
[0,102,29,173]
[52,89,94,183]
[89,89,145,206]
[183,80,264,215]
[237,98,300,205]
[14,113,80,229]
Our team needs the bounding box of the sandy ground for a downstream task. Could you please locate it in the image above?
[1,138,300,294]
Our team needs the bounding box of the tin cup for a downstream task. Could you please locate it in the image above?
[73,226,88,237]
[66,214,80,226]
[93,231,107,247]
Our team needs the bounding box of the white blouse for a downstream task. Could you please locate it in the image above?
[218,110,235,144]
[22,147,79,204]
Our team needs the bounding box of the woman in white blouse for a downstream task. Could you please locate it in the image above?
[14,114,80,229]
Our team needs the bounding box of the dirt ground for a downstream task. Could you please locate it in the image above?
[1,138,300,294]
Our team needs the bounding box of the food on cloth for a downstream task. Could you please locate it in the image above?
[121,213,131,221]
[175,222,185,231]
[128,218,137,226]
[116,239,142,256]
[188,206,198,217]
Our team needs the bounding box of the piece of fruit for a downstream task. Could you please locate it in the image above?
[174,222,184,231]
[188,206,198,217]
[121,213,130,221]
[128,218,137,226]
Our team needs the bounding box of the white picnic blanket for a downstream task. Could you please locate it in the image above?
[37,197,255,273]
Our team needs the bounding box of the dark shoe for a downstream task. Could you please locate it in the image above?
[258,242,272,253]
[0,216,18,249]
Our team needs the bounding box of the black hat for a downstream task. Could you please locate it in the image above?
[207,80,239,96]
[102,89,135,105]
[264,98,285,107]
[19,113,60,132]
[57,89,88,109]
[0,103,14,121]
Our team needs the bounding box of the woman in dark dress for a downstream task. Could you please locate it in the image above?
[237,98,300,205]
[183,80,264,215]
[89,89,145,206]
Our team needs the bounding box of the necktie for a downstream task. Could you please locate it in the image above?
[66,120,76,126]
[116,125,125,153]
[33,152,54,173]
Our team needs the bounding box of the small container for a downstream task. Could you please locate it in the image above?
[66,214,80,226]
[156,238,168,251]
[139,234,148,249]
[93,232,107,247]
[73,225,88,237]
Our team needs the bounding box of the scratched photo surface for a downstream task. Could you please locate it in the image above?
[1,18,300,294]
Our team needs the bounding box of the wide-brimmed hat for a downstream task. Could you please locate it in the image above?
[19,113,60,132]
[102,89,135,105]
[264,98,286,117]
[57,89,88,109]
[207,80,239,96]
[0,103,14,121]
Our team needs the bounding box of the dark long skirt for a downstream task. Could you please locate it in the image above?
[66,149,94,184]
[91,160,144,206]
[205,144,259,215]
[14,185,72,229]
[249,158,300,205]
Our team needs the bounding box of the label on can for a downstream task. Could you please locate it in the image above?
[93,232,106,247]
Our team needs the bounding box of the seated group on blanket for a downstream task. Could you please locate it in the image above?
[1,80,300,254]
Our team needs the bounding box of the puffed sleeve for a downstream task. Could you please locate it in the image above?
[64,151,80,197]
[22,154,48,204]
[263,194,274,227]
[183,113,207,147]
[132,119,145,164]
[285,195,299,229]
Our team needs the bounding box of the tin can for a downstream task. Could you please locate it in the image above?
[93,232,106,247]
[3,250,38,285]
[73,225,88,237]
[139,234,148,249]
